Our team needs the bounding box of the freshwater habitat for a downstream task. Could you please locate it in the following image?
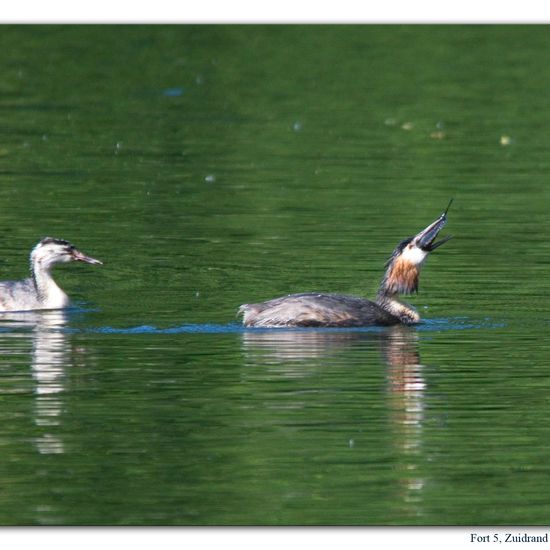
[0,25,549,525]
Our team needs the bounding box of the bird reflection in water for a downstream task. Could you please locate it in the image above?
[380,326,427,515]
[241,325,429,516]
[0,310,74,455]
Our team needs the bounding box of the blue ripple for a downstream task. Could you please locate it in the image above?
[86,323,245,334]
[76,317,505,335]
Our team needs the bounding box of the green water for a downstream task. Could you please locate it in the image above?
[0,25,549,525]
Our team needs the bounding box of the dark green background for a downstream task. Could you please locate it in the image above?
[0,25,548,524]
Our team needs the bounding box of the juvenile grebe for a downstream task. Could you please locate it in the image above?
[239,202,452,328]
[0,237,102,312]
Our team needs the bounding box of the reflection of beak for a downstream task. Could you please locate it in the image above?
[72,249,103,265]
[416,200,453,252]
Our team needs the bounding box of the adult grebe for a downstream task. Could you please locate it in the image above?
[0,237,102,312]
[239,202,452,328]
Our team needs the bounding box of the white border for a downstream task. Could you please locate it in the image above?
[1,527,549,550]
[2,1,550,23]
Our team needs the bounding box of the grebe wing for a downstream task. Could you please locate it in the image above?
[0,278,40,312]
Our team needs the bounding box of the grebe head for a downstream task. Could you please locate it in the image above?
[381,201,453,296]
[31,237,103,271]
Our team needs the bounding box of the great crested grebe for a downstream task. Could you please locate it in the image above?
[0,237,102,312]
[239,202,452,328]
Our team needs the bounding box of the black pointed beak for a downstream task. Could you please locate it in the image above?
[424,232,453,251]
[415,200,453,252]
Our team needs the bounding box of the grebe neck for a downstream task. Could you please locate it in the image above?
[376,291,420,324]
[31,260,69,308]
[376,251,422,324]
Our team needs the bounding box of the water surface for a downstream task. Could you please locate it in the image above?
[0,25,549,525]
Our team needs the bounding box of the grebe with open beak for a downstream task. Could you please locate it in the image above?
[0,237,102,312]
[239,201,452,328]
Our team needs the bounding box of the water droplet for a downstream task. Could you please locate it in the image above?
[205,174,216,183]
[293,121,302,132]
[500,135,513,146]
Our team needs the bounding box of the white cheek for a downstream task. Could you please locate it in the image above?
[402,246,428,265]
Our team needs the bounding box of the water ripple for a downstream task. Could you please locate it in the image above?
[74,317,505,335]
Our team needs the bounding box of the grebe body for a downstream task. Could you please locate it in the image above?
[240,292,400,328]
[239,204,452,328]
[0,237,102,312]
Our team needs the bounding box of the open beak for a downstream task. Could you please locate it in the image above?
[416,199,453,252]
[72,249,103,265]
